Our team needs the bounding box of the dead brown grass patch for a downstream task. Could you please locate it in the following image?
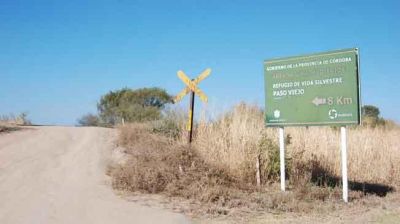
[111,124,241,204]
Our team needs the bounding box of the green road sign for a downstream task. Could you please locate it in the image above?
[264,48,361,126]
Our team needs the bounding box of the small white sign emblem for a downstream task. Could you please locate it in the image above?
[329,109,338,120]
[274,110,281,118]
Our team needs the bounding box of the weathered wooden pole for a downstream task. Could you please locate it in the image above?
[187,91,195,144]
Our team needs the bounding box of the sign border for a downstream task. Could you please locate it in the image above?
[264,48,361,127]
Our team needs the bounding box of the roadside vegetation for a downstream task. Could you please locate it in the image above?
[0,113,31,133]
[0,113,31,126]
[107,97,400,217]
[0,125,20,133]
[77,87,172,127]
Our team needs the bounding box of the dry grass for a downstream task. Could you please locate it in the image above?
[195,103,400,189]
[0,113,31,126]
[195,103,266,183]
[112,124,241,203]
[110,103,400,216]
[0,122,20,133]
[111,123,328,215]
[288,126,400,187]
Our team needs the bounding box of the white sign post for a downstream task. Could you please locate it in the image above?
[341,126,349,203]
[279,127,286,192]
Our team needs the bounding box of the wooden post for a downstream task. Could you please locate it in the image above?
[187,91,195,144]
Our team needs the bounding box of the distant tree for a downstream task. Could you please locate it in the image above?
[361,105,386,127]
[362,105,380,118]
[78,113,100,127]
[97,87,173,125]
[17,112,31,125]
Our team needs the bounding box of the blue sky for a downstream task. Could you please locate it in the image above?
[0,0,399,125]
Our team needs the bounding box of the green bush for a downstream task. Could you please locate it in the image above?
[97,87,173,126]
[258,135,292,183]
[151,109,185,139]
[361,105,387,128]
[362,105,380,118]
[78,113,100,127]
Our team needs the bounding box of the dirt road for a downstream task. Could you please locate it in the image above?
[0,126,190,224]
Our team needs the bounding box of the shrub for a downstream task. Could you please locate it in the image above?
[362,105,380,118]
[0,125,19,133]
[97,87,173,125]
[77,113,100,127]
[258,136,282,183]
[17,112,31,125]
[150,109,185,139]
[361,105,389,128]
[111,124,239,200]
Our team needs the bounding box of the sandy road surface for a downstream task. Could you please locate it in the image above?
[0,126,189,224]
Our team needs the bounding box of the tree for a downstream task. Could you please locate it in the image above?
[97,87,173,125]
[16,112,31,125]
[78,113,100,127]
[361,105,385,127]
[362,105,380,118]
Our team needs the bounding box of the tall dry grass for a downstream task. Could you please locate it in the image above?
[112,103,399,214]
[195,103,267,182]
[288,126,400,187]
[194,103,400,188]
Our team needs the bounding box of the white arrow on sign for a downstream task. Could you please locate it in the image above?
[312,97,327,106]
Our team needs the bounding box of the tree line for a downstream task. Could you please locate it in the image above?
[78,87,392,128]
